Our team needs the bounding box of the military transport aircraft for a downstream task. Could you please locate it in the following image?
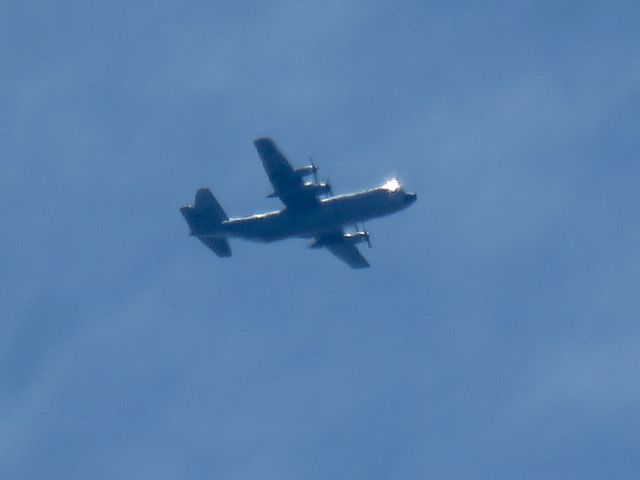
[180,138,416,268]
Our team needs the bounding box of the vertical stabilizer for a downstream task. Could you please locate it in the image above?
[180,188,232,258]
[193,188,228,222]
[180,188,228,232]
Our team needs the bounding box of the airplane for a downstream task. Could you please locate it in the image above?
[180,138,417,269]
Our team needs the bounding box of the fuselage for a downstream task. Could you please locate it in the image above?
[203,186,417,242]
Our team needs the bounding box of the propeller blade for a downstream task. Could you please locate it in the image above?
[362,223,371,248]
[311,158,318,184]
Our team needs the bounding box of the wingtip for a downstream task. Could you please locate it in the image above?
[253,136,272,145]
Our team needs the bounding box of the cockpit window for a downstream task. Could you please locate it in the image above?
[381,177,403,192]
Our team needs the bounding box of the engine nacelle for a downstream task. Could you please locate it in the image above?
[266,181,331,199]
[303,181,332,195]
[310,231,369,248]
[342,231,370,245]
[294,164,318,177]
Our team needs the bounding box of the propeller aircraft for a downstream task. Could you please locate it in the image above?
[180,138,416,269]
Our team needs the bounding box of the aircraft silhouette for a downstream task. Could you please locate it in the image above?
[180,138,417,268]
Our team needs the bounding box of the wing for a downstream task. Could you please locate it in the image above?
[197,237,232,257]
[253,137,319,209]
[315,230,370,269]
[326,242,370,269]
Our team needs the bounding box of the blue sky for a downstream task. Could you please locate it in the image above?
[2,1,639,478]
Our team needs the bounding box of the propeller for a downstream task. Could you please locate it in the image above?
[356,223,372,248]
[324,180,333,197]
[309,157,331,196]
[310,157,319,184]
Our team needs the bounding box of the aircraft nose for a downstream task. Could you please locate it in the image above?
[405,192,417,204]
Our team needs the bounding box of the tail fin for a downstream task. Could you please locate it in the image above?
[180,188,232,258]
[193,188,228,223]
[180,188,228,233]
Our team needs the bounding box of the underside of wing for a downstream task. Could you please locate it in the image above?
[254,137,319,210]
[198,237,232,258]
[325,241,370,269]
[254,137,295,181]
